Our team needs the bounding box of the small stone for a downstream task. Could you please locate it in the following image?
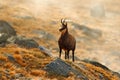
[6,54,16,62]
[0,73,2,78]
[14,73,23,79]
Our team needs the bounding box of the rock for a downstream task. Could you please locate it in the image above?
[6,54,16,63]
[44,58,72,77]
[77,60,120,80]
[32,30,56,41]
[14,73,23,79]
[44,58,87,79]
[98,73,107,80]
[50,21,57,25]
[45,58,120,79]
[0,73,2,78]
[83,29,102,39]
[38,46,53,57]
[0,33,8,47]
[14,77,32,80]
[12,8,35,20]
[45,33,56,41]
[13,15,34,20]
[0,20,16,37]
[0,43,6,47]
[15,36,39,49]
[72,22,102,39]
[113,72,120,78]
[82,59,110,70]
[90,3,105,17]
[0,33,8,43]
[7,36,17,44]
[0,20,16,46]
[76,36,91,43]
[4,69,10,78]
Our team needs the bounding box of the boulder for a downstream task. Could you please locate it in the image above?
[45,58,120,80]
[0,20,16,37]
[44,58,87,79]
[0,20,16,46]
[32,30,56,41]
[82,59,110,70]
[15,36,39,49]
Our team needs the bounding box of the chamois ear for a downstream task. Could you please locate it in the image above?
[61,18,65,24]
[64,18,67,26]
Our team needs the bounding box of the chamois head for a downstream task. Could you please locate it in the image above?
[59,18,68,32]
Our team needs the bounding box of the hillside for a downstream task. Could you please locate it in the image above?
[0,0,120,80]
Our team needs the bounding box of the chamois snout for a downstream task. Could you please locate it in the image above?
[58,18,76,62]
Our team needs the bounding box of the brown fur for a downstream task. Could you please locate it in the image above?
[58,19,76,62]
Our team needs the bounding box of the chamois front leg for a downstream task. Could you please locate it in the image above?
[72,50,75,62]
[59,48,62,58]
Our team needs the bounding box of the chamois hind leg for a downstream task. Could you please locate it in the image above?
[65,51,67,59]
[59,48,62,58]
[72,50,75,62]
[67,50,70,60]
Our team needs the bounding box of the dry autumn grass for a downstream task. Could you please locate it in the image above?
[0,45,119,79]
[0,44,52,79]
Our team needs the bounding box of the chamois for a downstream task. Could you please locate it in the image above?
[58,19,76,62]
